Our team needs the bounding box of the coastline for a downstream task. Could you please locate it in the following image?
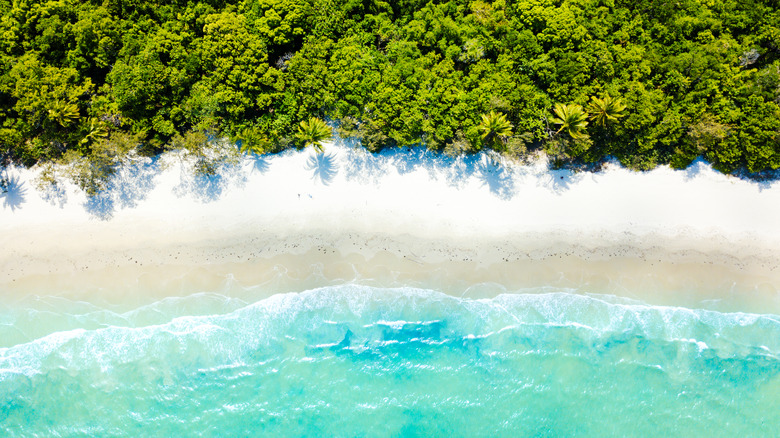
[2,143,780,313]
[3,224,779,312]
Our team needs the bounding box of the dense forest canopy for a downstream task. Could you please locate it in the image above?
[1,0,779,186]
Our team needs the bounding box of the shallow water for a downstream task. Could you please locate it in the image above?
[2,285,779,436]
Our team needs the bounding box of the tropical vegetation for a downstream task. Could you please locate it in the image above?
[551,104,589,140]
[478,111,513,150]
[1,0,779,194]
[295,117,332,153]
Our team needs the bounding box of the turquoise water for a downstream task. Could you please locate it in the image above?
[2,286,779,436]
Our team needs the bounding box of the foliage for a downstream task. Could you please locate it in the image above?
[62,131,141,196]
[33,161,59,193]
[294,117,331,152]
[477,110,513,150]
[2,0,780,192]
[586,95,627,127]
[550,104,589,140]
[504,133,534,162]
[171,130,240,176]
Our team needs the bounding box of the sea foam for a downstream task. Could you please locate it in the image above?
[1,286,779,436]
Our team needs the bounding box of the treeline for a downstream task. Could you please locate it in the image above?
[1,0,779,180]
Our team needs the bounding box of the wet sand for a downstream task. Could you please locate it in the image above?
[3,222,778,313]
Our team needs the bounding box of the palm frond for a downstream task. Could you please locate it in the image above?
[79,118,108,146]
[551,103,588,139]
[48,100,80,127]
[478,110,513,140]
[586,95,627,126]
[295,117,332,152]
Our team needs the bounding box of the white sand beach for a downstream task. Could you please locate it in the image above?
[2,142,780,312]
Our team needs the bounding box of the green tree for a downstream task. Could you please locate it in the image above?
[477,110,513,150]
[242,0,311,49]
[172,129,240,176]
[47,100,80,128]
[294,117,331,152]
[189,11,282,132]
[2,54,93,163]
[108,23,199,144]
[550,103,588,140]
[4,0,780,181]
[586,95,627,127]
[61,131,140,196]
[79,118,109,147]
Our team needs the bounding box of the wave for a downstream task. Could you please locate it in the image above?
[2,286,778,376]
[2,286,779,435]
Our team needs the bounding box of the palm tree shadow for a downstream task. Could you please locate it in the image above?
[248,154,271,173]
[306,152,338,185]
[475,156,516,199]
[1,173,27,211]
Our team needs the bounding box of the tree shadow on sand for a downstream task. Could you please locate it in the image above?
[84,157,161,220]
[84,192,115,220]
[474,155,516,199]
[306,152,338,185]
[40,180,68,207]
[246,154,271,174]
[343,148,388,184]
[684,157,780,192]
[1,173,27,212]
[384,146,465,183]
[388,147,429,175]
[548,168,584,193]
[173,161,247,203]
[384,146,518,199]
[340,142,520,199]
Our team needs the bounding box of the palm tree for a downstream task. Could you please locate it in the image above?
[295,117,331,153]
[550,103,588,139]
[47,100,80,127]
[79,118,108,146]
[586,95,627,127]
[477,110,513,148]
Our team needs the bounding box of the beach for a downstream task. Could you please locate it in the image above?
[3,143,780,435]
[2,143,779,311]
[5,0,780,432]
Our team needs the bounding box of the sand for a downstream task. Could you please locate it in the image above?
[2,142,780,312]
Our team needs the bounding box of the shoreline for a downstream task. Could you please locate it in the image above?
[2,143,780,313]
[3,224,779,313]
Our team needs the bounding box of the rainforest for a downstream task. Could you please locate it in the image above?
[1,0,779,179]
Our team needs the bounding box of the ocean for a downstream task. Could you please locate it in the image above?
[2,285,779,436]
